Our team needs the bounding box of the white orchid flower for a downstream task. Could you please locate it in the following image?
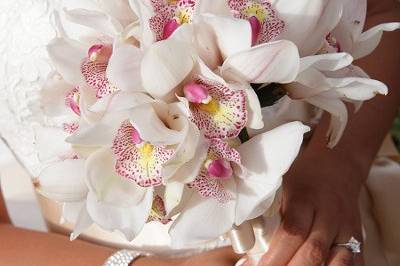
[169,121,310,247]
[37,150,156,241]
[283,52,387,147]
[325,0,400,60]
[130,0,343,56]
[47,5,145,124]
[39,99,203,241]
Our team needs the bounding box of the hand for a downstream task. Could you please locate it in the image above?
[257,147,366,266]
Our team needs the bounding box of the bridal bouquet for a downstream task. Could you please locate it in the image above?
[37,0,398,257]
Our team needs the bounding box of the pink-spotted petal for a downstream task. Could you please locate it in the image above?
[189,168,234,203]
[189,139,241,203]
[149,0,197,41]
[228,0,285,45]
[209,138,241,165]
[113,121,174,187]
[65,86,81,116]
[188,78,247,139]
[81,59,118,99]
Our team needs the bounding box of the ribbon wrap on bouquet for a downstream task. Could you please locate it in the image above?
[231,214,282,266]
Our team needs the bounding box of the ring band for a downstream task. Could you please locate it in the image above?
[335,237,361,254]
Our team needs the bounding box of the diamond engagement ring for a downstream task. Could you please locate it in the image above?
[335,237,362,253]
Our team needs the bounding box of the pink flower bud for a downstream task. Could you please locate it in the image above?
[163,19,180,40]
[88,44,113,63]
[183,81,212,104]
[249,16,262,46]
[207,159,233,180]
[131,127,143,145]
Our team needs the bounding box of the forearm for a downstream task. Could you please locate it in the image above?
[306,0,400,182]
[0,224,114,265]
[0,224,183,266]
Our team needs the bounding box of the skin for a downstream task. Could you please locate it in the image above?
[0,1,398,266]
[0,188,240,265]
[253,0,400,266]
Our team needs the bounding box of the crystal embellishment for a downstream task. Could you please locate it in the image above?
[103,249,149,266]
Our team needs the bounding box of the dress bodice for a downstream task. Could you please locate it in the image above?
[0,0,58,176]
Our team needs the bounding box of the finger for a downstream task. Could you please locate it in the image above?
[258,203,314,266]
[328,232,364,266]
[327,247,355,266]
[287,212,338,266]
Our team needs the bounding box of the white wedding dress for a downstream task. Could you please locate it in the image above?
[0,0,399,265]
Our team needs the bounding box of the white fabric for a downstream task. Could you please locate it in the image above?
[0,0,399,264]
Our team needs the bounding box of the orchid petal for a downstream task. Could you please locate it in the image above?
[89,91,153,113]
[69,205,93,241]
[190,139,240,203]
[129,0,156,47]
[327,77,388,101]
[34,126,70,161]
[164,133,209,184]
[107,42,144,92]
[222,40,300,84]
[330,0,366,53]
[130,104,185,145]
[299,53,353,73]
[306,95,348,148]
[234,122,309,225]
[227,0,285,45]
[324,64,388,100]
[86,187,153,241]
[78,85,104,124]
[173,24,223,70]
[286,68,334,99]
[162,121,199,179]
[352,23,400,60]
[86,148,148,206]
[64,8,123,37]
[299,0,343,55]
[273,0,341,56]
[164,181,185,215]
[244,85,264,130]
[38,159,88,202]
[186,78,247,139]
[169,186,236,248]
[112,120,174,187]
[98,0,137,27]
[196,0,232,17]
[66,111,129,146]
[141,39,195,100]
[80,58,118,99]
[47,38,86,85]
[40,76,76,117]
[201,14,252,59]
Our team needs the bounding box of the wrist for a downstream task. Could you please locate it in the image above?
[301,143,369,191]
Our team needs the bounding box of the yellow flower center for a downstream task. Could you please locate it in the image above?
[139,143,154,159]
[243,3,268,23]
[198,99,220,114]
[175,7,192,24]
